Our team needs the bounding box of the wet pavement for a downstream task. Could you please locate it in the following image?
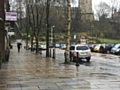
[0,41,120,90]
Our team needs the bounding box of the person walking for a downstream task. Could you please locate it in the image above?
[17,42,22,52]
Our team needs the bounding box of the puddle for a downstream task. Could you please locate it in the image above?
[100,62,120,68]
[90,73,117,76]
[7,84,21,88]
[100,67,110,70]
[29,78,39,80]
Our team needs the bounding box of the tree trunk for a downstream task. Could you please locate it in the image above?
[65,0,71,64]
[46,0,50,57]
[25,1,29,50]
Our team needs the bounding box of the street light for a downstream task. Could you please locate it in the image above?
[46,0,50,57]
[49,26,53,57]
[91,25,94,43]
[52,25,55,59]
[50,26,53,44]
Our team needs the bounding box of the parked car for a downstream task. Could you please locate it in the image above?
[55,44,60,48]
[69,44,91,62]
[111,44,120,55]
[94,44,101,52]
[99,43,116,54]
[32,44,42,51]
[49,43,53,48]
[88,44,97,52]
[24,44,31,50]
[60,44,66,50]
[28,45,31,50]
[41,44,46,50]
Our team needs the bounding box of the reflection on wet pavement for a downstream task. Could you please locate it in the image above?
[0,42,120,90]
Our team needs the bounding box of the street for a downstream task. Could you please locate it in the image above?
[1,0,120,89]
[0,42,120,90]
[42,48,120,78]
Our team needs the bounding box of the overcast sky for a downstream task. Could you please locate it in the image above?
[92,0,120,12]
[92,0,110,5]
[92,0,120,7]
[72,0,120,8]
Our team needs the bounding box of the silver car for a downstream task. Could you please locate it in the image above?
[70,44,91,62]
[111,44,120,55]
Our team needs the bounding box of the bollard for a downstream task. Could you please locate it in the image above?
[64,51,67,63]
[53,48,55,59]
[70,52,72,62]
[49,49,51,57]
[76,52,79,66]
[39,48,42,55]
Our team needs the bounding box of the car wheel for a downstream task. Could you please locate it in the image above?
[106,50,110,54]
[99,48,103,53]
[115,52,120,55]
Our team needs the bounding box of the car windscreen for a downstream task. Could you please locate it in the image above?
[76,46,89,50]
[114,44,120,48]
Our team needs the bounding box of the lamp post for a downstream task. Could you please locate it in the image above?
[51,26,53,44]
[46,0,50,57]
[49,26,53,57]
[91,25,94,43]
[52,25,55,59]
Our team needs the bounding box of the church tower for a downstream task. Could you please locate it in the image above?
[78,0,94,21]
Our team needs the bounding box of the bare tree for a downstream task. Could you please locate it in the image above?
[64,0,71,63]
[95,2,111,20]
[52,0,75,63]
[14,0,25,31]
[109,0,119,19]
[30,0,46,53]
[23,0,46,53]
[94,2,110,40]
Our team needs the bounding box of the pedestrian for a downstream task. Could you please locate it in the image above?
[17,42,22,52]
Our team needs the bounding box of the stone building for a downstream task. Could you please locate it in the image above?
[113,9,120,21]
[78,0,94,21]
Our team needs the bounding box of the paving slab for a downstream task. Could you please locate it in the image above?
[0,41,120,90]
